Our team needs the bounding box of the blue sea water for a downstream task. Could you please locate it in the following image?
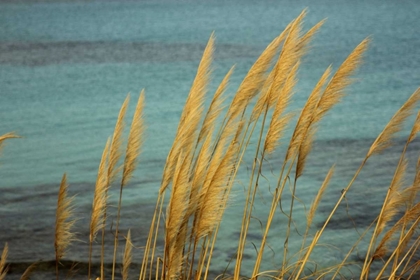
[0,0,419,279]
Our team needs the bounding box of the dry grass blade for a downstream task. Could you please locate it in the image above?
[249,17,295,122]
[189,128,215,219]
[307,165,335,229]
[415,156,420,188]
[101,96,129,280]
[178,33,214,132]
[266,14,323,108]
[373,215,420,279]
[112,91,146,279]
[404,156,420,207]
[250,67,276,123]
[90,138,111,243]
[397,214,419,260]
[198,121,245,280]
[376,157,408,237]
[0,132,20,154]
[160,33,214,193]
[374,202,420,260]
[204,129,231,193]
[296,18,326,55]
[364,113,420,276]
[54,174,76,280]
[20,262,38,280]
[295,127,316,179]
[294,231,321,280]
[195,138,239,239]
[122,90,146,187]
[113,91,146,280]
[264,61,299,154]
[165,152,191,278]
[169,223,189,280]
[183,132,214,275]
[198,66,234,144]
[293,39,368,177]
[228,21,287,124]
[368,88,420,157]
[122,230,132,280]
[248,14,317,124]
[394,157,420,264]
[250,17,328,279]
[397,236,420,278]
[289,39,370,280]
[314,38,369,123]
[55,173,76,261]
[265,19,302,108]
[88,138,110,280]
[108,95,130,184]
[293,165,337,279]
[0,132,20,144]
[0,243,8,280]
[408,111,420,143]
[165,153,191,244]
[286,66,331,161]
[363,91,420,277]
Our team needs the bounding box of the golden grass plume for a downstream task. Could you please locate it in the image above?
[108,95,130,184]
[54,173,76,261]
[122,230,132,280]
[0,243,8,280]
[161,34,214,194]
[122,90,146,187]
[368,88,420,157]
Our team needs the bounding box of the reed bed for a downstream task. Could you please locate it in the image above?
[1,11,420,280]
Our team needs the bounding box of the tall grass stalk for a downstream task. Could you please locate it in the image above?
[112,91,145,280]
[54,174,76,280]
[122,230,133,280]
[89,138,110,280]
[100,95,130,279]
[0,243,8,280]
[359,115,420,278]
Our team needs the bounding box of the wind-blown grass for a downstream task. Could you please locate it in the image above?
[0,243,8,280]
[2,11,420,280]
[54,174,76,280]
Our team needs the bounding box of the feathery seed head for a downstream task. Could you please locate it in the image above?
[0,243,8,280]
[368,88,420,157]
[89,138,111,243]
[122,90,146,187]
[55,174,76,261]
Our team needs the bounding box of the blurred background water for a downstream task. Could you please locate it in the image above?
[0,0,419,279]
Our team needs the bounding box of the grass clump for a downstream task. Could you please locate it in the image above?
[2,10,420,280]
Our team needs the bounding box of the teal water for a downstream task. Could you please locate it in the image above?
[0,0,419,279]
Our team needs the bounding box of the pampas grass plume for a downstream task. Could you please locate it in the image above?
[122,230,132,280]
[0,243,8,280]
[160,33,214,194]
[122,90,146,187]
[108,95,130,184]
[264,61,299,155]
[90,138,111,243]
[197,66,234,144]
[307,165,335,229]
[55,174,76,266]
[20,262,38,280]
[368,88,420,157]
[0,132,20,144]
